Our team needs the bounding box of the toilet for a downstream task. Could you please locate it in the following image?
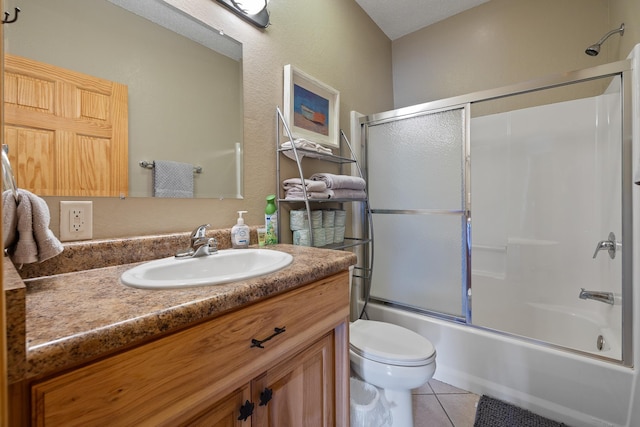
[347,266,436,426]
[349,319,436,427]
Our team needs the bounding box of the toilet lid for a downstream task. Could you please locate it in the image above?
[350,320,436,367]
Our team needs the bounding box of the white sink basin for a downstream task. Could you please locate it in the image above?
[121,249,293,290]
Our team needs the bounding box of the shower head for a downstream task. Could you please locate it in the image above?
[585,23,624,56]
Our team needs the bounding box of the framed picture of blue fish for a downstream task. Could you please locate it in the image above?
[284,64,340,148]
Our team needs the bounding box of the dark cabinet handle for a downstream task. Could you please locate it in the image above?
[250,326,286,349]
[237,400,254,421]
[259,387,273,406]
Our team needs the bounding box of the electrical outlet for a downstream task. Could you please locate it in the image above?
[60,201,93,241]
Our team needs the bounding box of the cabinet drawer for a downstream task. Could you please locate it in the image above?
[32,271,349,426]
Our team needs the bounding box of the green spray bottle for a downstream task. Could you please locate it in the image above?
[265,195,278,245]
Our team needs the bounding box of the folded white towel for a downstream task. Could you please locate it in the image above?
[281,138,333,161]
[330,189,367,200]
[282,178,327,192]
[310,173,366,190]
[284,187,366,200]
[284,188,332,200]
[153,160,194,198]
[3,189,64,264]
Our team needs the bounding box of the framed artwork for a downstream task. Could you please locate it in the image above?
[284,64,340,148]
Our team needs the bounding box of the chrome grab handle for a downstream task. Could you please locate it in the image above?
[592,232,617,259]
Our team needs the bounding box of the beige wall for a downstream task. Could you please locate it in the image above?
[611,0,640,60]
[392,0,639,108]
[41,0,393,238]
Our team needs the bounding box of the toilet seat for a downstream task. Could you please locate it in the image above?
[350,319,436,367]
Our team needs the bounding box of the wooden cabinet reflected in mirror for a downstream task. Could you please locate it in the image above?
[3,0,243,199]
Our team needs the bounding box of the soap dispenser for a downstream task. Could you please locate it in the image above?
[231,210,250,249]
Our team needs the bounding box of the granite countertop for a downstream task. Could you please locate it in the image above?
[4,231,357,382]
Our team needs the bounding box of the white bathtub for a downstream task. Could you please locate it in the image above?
[470,269,623,361]
[365,301,634,427]
[474,300,621,360]
[522,303,620,358]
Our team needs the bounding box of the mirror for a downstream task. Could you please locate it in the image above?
[3,0,243,199]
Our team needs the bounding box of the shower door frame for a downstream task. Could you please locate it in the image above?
[361,59,633,366]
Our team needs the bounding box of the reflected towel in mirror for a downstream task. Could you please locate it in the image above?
[3,189,63,264]
[153,160,194,198]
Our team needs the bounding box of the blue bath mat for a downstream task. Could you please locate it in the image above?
[474,395,568,427]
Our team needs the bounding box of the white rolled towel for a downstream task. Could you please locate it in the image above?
[310,173,366,190]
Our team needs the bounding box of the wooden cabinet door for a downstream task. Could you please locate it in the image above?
[180,384,251,427]
[251,333,335,427]
[3,54,128,197]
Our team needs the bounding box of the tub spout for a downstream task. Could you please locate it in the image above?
[579,288,614,305]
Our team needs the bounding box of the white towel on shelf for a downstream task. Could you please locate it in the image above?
[284,187,366,200]
[282,178,327,192]
[284,188,332,200]
[331,189,367,200]
[153,160,194,198]
[280,138,332,160]
[3,189,63,264]
[310,173,366,190]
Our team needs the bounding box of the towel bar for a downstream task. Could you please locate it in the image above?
[139,160,202,174]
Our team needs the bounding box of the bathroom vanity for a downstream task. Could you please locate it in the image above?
[4,231,356,426]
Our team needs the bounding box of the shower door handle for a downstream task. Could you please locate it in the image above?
[592,232,617,259]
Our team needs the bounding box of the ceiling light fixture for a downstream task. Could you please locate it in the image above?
[216,0,270,28]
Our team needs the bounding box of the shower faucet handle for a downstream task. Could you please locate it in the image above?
[592,232,617,259]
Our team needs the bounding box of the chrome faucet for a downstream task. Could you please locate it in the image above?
[579,288,615,305]
[176,224,218,258]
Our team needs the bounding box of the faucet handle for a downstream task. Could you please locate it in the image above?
[191,224,211,240]
[592,232,617,259]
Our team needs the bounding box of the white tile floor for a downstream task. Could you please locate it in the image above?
[412,379,480,427]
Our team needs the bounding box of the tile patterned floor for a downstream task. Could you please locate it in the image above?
[413,379,480,427]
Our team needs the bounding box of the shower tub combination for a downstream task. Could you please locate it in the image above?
[356,45,640,426]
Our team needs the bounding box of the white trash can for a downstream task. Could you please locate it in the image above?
[350,377,393,427]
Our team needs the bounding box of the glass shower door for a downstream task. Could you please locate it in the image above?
[365,107,469,320]
[360,61,631,365]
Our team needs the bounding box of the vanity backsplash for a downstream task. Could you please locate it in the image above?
[14,227,256,280]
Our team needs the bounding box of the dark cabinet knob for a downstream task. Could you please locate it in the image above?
[259,387,273,406]
[237,400,254,421]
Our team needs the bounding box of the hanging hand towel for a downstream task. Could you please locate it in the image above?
[3,189,63,264]
[2,190,18,249]
[310,173,366,190]
[153,160,194,198]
